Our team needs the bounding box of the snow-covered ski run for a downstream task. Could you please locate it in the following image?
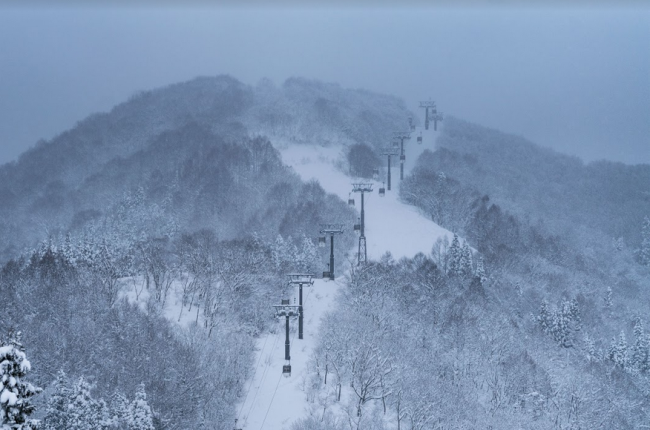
[235,126,453,430]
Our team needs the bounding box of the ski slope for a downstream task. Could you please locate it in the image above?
[236,126,453,430]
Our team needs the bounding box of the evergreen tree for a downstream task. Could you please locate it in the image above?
[0,330,41,430]
[128,384,155,430]
[631,318,649,373]
[109,392,130,427]
[603,286,613,313]
[474,256,487,285]
[271,234,287,272]
[538,300,550,334]
[42,370,71,430]
[609,331,628,370]
[459,241,473,277]
[66,377,109,430]
[447,234,462,276]
[640,215,650,266]
[300,234,318,273]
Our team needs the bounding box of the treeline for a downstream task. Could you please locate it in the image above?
[380,126,650,428]
[0,225,326,429]
[295,249,647,429]
[0,75,408,262]
[431,116,650,251]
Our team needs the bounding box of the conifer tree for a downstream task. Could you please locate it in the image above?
[474,256,487,285]
[447,234,462,276]
[538,300,550,334]
[460,241,473,277]
[42,370,71,430]
[128,384,155,430]
[0,330,41,430]
[640,215,650,266]
[109,392,130,427]
[609,331,628,369]
[631,318,649,373]
[604,287,613,313]
[66,377,111,430]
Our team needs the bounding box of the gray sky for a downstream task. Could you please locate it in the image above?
[0,3,648,165]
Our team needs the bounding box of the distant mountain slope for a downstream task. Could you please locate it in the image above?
[428,117,650,247]
[0,75,411,261]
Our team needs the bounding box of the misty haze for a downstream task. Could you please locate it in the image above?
[0,4,649,430]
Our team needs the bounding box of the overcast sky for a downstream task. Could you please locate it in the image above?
[0,3,648,165]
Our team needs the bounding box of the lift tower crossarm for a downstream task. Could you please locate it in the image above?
[419,100,437,130]
[287,273,315,339]
[273,299,299,366]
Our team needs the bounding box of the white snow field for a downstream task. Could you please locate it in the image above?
[235,125,454,429]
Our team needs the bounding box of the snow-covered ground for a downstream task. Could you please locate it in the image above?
[234,125,453,429]
[278,125,451,261]
[122,125,452,429]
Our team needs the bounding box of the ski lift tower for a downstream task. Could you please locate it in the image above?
[393,131,411,181]
[319,224,344,280]
[381,147,400,191]
[352,183,373,265]
[273,298,300,376]
[287,273,315,340]
[431,111,444,131]
[419,100,437,130]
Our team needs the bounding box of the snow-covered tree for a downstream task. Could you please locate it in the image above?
[0,331,41,430]
[609,331,628,370]
[603,286,613,313]
[109,392,130,427]
[474,256,487,285]
[631,318,649,373]
[447,234,462,277]
[42,370,71,430]
[460,241,473,277]
[65,377,112,430]
[127,384,155,430]
[640,215,650,266]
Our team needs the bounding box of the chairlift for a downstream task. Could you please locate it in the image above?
[379,186,385,197]
[322,271,331,279]
[318,236,327,247]
[348,193,355,206]
[353,223,361,232]
[372,168,379,181]
[282,364,292,376]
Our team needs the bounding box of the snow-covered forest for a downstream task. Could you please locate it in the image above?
[1,75,649,429]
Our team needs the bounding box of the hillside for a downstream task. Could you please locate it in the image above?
[429,117,650,247]
[0,75,410,262]
[1,75,648,429]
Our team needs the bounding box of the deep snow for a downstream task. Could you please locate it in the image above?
[235,125,454,429]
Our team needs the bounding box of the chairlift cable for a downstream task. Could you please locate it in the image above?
[236,332,270,422]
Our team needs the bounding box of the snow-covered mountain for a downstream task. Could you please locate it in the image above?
[1,75,648,429]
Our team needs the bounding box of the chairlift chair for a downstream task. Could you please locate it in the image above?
[417,133,422,144]
[378,186,385,197]
[282,364,292,376]
[400,154,406,162]
[348,193,355,206]
[322,271,331,279]
[353,223,361,232]
[318,236,327,247]
[372,168,379,181]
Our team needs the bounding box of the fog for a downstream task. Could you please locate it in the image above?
[0,4,648,165]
